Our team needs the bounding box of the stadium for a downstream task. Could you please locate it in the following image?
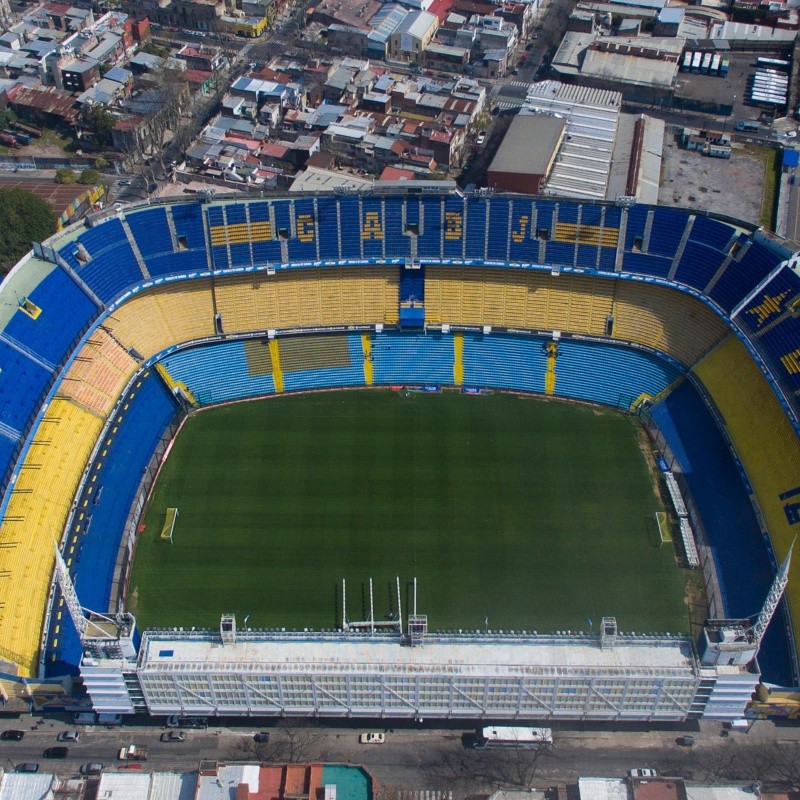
[0,186,798,722]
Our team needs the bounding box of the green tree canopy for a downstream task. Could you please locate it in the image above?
[55,167,76,184]
[78,168,101,185]
[0,188,57,274]
[86,105,117,147]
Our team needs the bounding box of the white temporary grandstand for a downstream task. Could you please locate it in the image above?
[79,622,759,722]
[519,81,622,200]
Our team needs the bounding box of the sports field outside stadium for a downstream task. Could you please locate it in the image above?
[128,390,690,635]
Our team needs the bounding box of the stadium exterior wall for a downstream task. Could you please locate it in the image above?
[79,630,758,722]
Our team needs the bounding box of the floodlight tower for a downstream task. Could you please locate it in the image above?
[750,538,794,647]
[699,539,794,667]
[53,544,137,661]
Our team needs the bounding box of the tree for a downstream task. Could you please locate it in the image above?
[55,167,77,184]
[0,188,57,274]
[86,105,117,148]
[233,721,326,764]
[79,168,101,185]
[95,156,109,169]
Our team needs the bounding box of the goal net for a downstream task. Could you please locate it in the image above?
[655,511,671,545]
[161,507,178,543]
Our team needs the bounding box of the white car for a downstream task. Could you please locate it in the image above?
[359,732,385,744]
[476,133,486,146]
[629,768,657,778]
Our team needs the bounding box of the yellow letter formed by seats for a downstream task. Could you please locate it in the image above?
[297,214,315,243]
[746,292,789,327]
[362,212,383,240]
[444,212,462,240]
[511,215,529,243]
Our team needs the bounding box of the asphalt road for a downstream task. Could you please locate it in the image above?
[1,718,799,788]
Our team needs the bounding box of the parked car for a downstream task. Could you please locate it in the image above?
[43,747,68,759]
[16,764,39,773]
[161,731,186,742]
[629,768,657,778]
[80,763,104,775]
[166,716,207,729]
[119,763,144,770]
[1,730,24,741]
[476,133,486,146]
[57,731,80,742]
[118,180,132,186]
[254,732,270,743]
[676,736,695,747]
[359,732,385,744]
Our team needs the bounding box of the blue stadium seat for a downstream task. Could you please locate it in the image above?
[554,339,682,408]
[62,219,144,301]
[282,335,366,391]
[316,197,342,262]
[709,239,784,313]
[126,208,173,259]
[465,199,488,261]
[462,332,547,393]
[648,208,688,258]
[2,266,97,368]
[288,196,318,263]
[443,194,465,260]
[673,241,727,291]
[690,215,736,251]
[372,332,453,384]
[622,251,672,278]
[46,369,179,676]
[161,340,277,405]
[419,196,444,260]
[486,197,510,262]
[338,197,362,261]
[0,339,53,433]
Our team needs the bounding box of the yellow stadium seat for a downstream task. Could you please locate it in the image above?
[0,399,102,676]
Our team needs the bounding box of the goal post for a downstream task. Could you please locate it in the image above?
[655,511,671,546]
[161,507,178,543]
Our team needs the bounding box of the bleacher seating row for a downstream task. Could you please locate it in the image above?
[47,370,179,676]
[153,331,682,412]
[736,264,800,396]
[0,398,102,676]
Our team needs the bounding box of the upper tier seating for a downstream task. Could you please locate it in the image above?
[693,334,800,662]
[736,266,800,394]
[59,219,144,302]
[1,265,97,369]
[709,238,784,313]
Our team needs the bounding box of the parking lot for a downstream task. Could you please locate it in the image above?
[659,129,772,225]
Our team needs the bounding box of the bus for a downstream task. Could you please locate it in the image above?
[756,57,789,70]
[474,726,554,748]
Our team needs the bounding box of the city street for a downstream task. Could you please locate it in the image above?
[1,718,799,790]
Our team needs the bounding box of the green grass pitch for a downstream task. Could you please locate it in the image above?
[128,390,690,635]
